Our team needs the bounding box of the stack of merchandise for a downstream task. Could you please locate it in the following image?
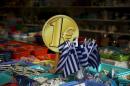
[100,46,130,62]
[0,38,130,86]
[0,39,56,63]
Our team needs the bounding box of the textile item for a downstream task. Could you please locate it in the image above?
[85,40,100,70]
[74,39,100,70]
[56,40,80,77]
[75,39,89,67]
[56,38,100,77]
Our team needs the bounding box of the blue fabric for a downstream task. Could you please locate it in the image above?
[85,80,105,86]
[16,75,38,86]
[60,80,105,86]
[56,40,80,77]
[75,39,100,70]
[56,39,100,77]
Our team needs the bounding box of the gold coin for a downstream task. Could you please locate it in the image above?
[42,15,79,52]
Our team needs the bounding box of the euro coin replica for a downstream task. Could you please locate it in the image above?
[42,15,79,52]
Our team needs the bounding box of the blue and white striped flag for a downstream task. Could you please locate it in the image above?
[75,38,100,70]
[85,40,100,70]
[56,38,100,77]
[56,40,80,77]
[74,38,89,67]
[56,41,70,73]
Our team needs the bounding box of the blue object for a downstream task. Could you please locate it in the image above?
[0,60,34,66]
[16,75,39,86]
[110,79,118,86]
[60,80,105,86]
[0,51,12,61]
[0,60,18,65]
[29,65,50,71]
[85,80,105,86]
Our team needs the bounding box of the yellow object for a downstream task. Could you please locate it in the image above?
[42,15,79,52]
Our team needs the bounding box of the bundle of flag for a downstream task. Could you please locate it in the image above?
[56,38,100,77]
[56,40,80,77]
[83,39,100,70]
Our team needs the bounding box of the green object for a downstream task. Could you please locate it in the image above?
[100,46,130,61]
[88,63,130,77]
[16,24,24,30]
[29,65,50,71]
[110,53,130,62]
[0,72,13,85]
[100,53,111,59]
[118,78,130,86]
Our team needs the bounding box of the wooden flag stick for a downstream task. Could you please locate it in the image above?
[49,53,59,73]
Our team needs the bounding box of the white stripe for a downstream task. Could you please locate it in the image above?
[71,54,78,71]
[81,62,89,66]
[65,60,70,76]
[91,52,98,61]
[68,56,74,73]
[57,55,68,71]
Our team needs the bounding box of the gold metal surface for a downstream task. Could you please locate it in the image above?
[42,15,79,52]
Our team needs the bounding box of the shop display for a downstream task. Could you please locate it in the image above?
[0,12,130,86]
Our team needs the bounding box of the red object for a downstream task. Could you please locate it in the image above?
[21,45,34,51]
[4,83,18,86]
[0,44,5,48]
[36,54,56,60]
[10,26,16,32]
[36,55,47,60]
[7,41,22,45]
[47,54,56,60]
[6,46,19,52]
[12,49,30,60]
[10,83,18,86]
[78,36,85,44]
[32,46,48,56]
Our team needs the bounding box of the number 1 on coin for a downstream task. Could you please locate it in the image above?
[50,18,63,47]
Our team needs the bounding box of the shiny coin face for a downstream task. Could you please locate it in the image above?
[42,15,79,52]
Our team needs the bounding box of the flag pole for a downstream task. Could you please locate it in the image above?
[49,53,59,73]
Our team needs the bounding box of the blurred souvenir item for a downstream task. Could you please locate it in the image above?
[20,33,28,42]
[42,15,79,52]
[40,78,65,86]
[12,31,21,41]
[76,67,84,80]
[126,75,130,80]
[0,71,13,86]
[108,25,117,33]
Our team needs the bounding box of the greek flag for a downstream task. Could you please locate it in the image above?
[56,40,80,77]
[85,40,100,70]
[75,38,89,68]
[56,38,100,77]
[75,38,100,70]
[56,41,70,73]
